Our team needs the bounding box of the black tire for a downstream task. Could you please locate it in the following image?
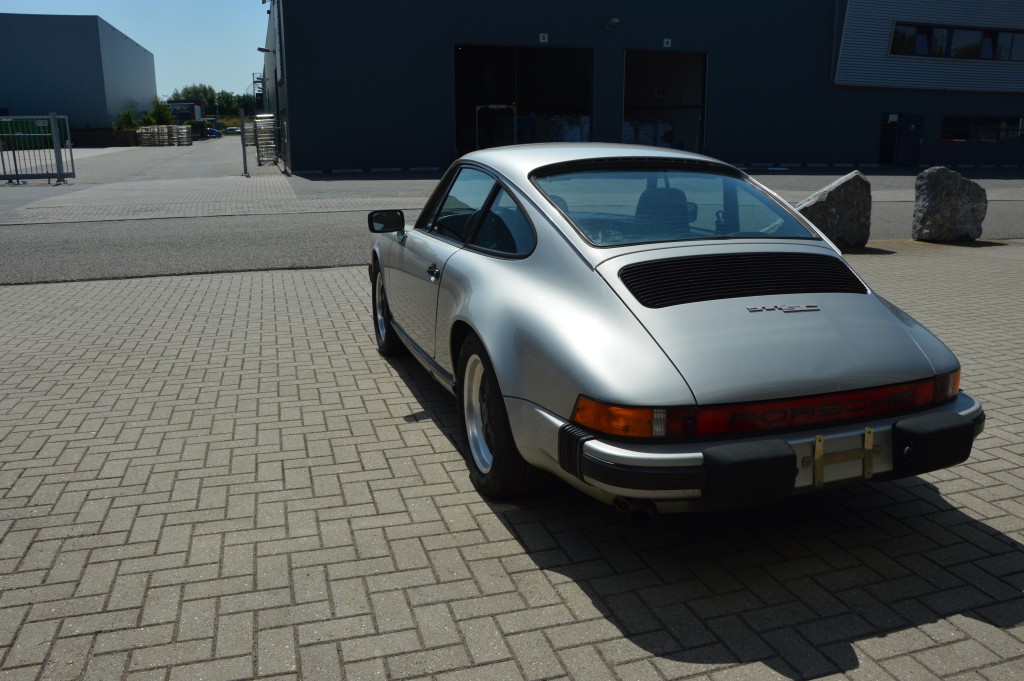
[371,263,405,356]
[457,335,531,498]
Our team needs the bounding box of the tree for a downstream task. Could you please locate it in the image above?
[239,93,256,116]
[215,90,238,116]
[150,98,174,125]
[169,83,251,117]
[171,83,217,115]
[113,108,137,132]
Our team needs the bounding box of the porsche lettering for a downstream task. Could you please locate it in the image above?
[747,304,820,313]
[727,389,918,428]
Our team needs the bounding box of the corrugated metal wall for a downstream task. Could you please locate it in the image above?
[276,0,844,172]
[0,13,155,129]
[97,17,156,119]
[272,0,1022,170]
[836,0,1024,92]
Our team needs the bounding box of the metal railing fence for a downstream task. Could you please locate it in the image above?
[0,113,75,184]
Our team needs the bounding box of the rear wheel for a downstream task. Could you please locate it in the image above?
[371,264,404,356]
[458,335,531,498]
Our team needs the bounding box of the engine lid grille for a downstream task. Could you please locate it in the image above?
[619,252,867,309]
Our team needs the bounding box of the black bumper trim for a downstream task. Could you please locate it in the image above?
[882,410,981,479]
[973,411,986,437]
[564,408,983,507]
[702,440,798,510]
[580,454,706,491]
[577,438,798,502]
[558,424,593,480]
[579,440,797,510]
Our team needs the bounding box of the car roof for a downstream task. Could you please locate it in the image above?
[460,143,735,181]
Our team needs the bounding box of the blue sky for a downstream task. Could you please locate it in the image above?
[1,1,270,96]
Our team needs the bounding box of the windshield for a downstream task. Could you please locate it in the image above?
[533,166,818,247]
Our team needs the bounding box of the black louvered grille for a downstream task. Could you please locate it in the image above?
[619,252,867,309]
[558,424,592,480]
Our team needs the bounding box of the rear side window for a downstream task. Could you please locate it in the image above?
[425,167,495,243]
[469,188,536,256]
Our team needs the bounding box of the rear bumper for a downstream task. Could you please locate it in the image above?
[507,391,985,511]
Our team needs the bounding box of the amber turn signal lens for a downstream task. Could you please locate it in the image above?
[934,369,960,404]
[571,397,696,438]
[572,396,654,437]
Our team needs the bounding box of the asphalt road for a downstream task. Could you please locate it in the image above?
[1,141,1021,285]
[0,213,372,284]
[0,141,433,285]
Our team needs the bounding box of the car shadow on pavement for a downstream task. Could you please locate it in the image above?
[380,351,1024,680]
[491,480,1024,679]
[379,353,462,437]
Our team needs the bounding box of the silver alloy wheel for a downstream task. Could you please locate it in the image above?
[374,273,388,341]
[462,353,493,474]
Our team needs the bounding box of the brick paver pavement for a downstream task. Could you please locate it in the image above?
[1,237,1022,680]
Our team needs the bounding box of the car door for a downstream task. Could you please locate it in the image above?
[387,166,496,360]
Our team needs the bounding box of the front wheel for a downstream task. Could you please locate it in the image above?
[457,335,531,498]
[371,264,404,356]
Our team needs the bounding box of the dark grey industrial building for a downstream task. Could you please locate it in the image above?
[260,0,1024,174]
[0,13,156,129]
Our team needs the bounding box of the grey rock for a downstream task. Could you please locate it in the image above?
[912,166,987,242]
[795,171,871,251]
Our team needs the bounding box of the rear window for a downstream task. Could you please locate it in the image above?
[533,165,817,247]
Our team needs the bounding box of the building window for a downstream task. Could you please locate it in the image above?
[941,117,1024,143]
[1014,33,1024,61]
[890,22,1024,62]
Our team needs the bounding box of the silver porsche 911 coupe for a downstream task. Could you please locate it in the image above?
[367,143,984,514]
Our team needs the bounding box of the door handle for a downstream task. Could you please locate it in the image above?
[426,264,440,279]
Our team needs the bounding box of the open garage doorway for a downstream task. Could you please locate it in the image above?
[455,45,593,155]
[623,50,706,152]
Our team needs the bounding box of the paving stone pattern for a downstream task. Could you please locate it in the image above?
[1,239,1023,680]
[2,143,1020,678]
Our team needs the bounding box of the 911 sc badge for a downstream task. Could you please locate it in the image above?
[747,304,820,313]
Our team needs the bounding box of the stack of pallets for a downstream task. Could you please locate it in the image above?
[137,126,193,146]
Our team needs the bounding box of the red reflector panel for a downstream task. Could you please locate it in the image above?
[696,379,936,436]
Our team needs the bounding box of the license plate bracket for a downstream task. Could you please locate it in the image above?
[802,428,880,487]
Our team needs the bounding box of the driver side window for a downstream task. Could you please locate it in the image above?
[425,168,495,243]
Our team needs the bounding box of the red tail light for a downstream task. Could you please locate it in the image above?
[572,371,960,440]
[695,379,936,436]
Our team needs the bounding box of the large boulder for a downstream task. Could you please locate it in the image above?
[795,171,871,251]
[912,166,986,242]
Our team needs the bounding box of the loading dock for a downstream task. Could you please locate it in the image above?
[454,45,593,154]
[623,50,706,152]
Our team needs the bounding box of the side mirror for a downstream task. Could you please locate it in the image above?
[686,201,698,223]
[368,210,405,233]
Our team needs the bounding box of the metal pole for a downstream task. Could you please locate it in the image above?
[49,113,66,184]
[11,126,20,183]
[240,107,249,177]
